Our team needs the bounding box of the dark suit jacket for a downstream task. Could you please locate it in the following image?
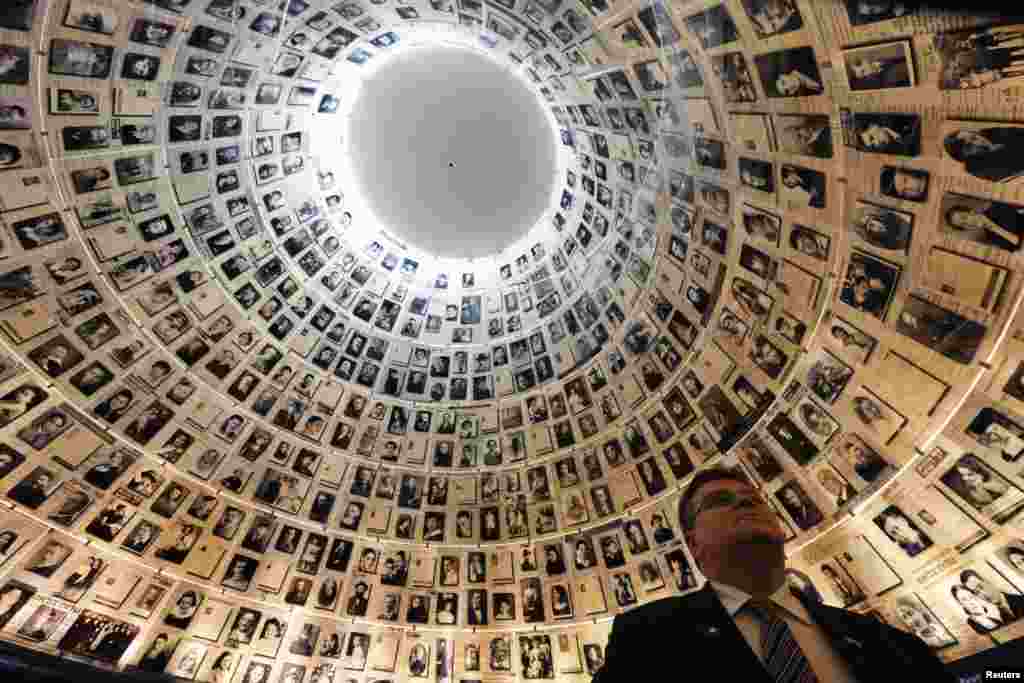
[592,584,954,683]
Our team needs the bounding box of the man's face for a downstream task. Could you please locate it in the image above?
[886,515,918,544]
[686,480,786,566]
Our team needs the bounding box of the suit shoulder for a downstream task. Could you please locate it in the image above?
[613,593,696,628]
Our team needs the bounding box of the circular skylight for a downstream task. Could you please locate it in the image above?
[346,42,558,258]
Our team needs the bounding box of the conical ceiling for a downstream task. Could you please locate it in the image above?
[0,0,1019,677]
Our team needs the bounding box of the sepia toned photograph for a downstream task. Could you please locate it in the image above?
[840,250,902,321]
[755,46,825,98]
[842,41,915,91]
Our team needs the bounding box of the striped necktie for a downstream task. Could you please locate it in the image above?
[746,600,819,683]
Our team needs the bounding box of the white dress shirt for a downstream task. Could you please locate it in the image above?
[710,581,859,683]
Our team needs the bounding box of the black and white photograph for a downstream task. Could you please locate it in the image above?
[850,112,921,157]
[873,504,934,558]
[941,121,1024,184]
[63,1,117,34]
[842,41,915,91]
[807,349,854,404]
[894,295,985,365]
[740,0,803,37]
[966,407,1024,463]
[48,40,114,79]
[826,315,877,364]
[839,250,902,321]
[935,25,1024,91]
[776,114,833,158]
[711,52,757,103]
[880,166,928,203]
[849,201,913,254]
[766,412,819,466]
[938,193,1023,252]
[0,45,30,85]
[755,47,824,98]
[685,5,739,49]
[939,453,1024,524]
[774,480,824,531]
[780,165,826,209]
[847,385,907,443]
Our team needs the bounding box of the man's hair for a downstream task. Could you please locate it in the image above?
[959,569,983,585]
[678,466,751,532]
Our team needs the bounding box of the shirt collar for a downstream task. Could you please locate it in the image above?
[709,580,814,626]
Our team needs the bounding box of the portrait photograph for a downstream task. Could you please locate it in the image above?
[749,334,788,380]
[0,45,30,85]
[880,166,928,203]
[7,465,63,509]
[738,435,783,485]
[121,53,161,81]
[779,164,826,209]
[935,24,1024,91]
[0,578,34,628]
[637,3,679,46]
[766,411,820,466]
[966,407,1024,463]
[849,201,914,254]
[939,563,1024,636]
[685,4,739,49]
[740,0,803,37]
[894,295,985,365]
[129,18,176,47]
[698,386,745,442]
[939,452,1024,524]
[221,554,258,592]
[63,1,117,34]
[711,52,757,103]
[826,315,878,365]
[17,602,70,643]
[818,559,866,607]
[59,609,141,662]
[793,395,841,446]
[774,479,825,531]
[755,46,825,98]
[48,40,114,79]
[938,192,1023,252]
[776,113,833,158]
[738,157,774,194]
[188,26,232,53]
[942,120,1024,184]
[850,112,921,156]
[0,95,29,131]
[842,41,915,91]
[840,250,902,321]
[846,385,907,444]
[888,592,958,650]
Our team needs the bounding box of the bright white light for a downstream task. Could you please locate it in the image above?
[306,24,570,269]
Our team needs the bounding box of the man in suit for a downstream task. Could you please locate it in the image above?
[592,467,954,682]
[468,590,488,625]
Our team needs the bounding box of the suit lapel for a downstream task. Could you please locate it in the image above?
[803,597,889,679]
[682,586,774,683]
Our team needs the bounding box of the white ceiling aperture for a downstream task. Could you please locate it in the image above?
[346,40,559,259]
